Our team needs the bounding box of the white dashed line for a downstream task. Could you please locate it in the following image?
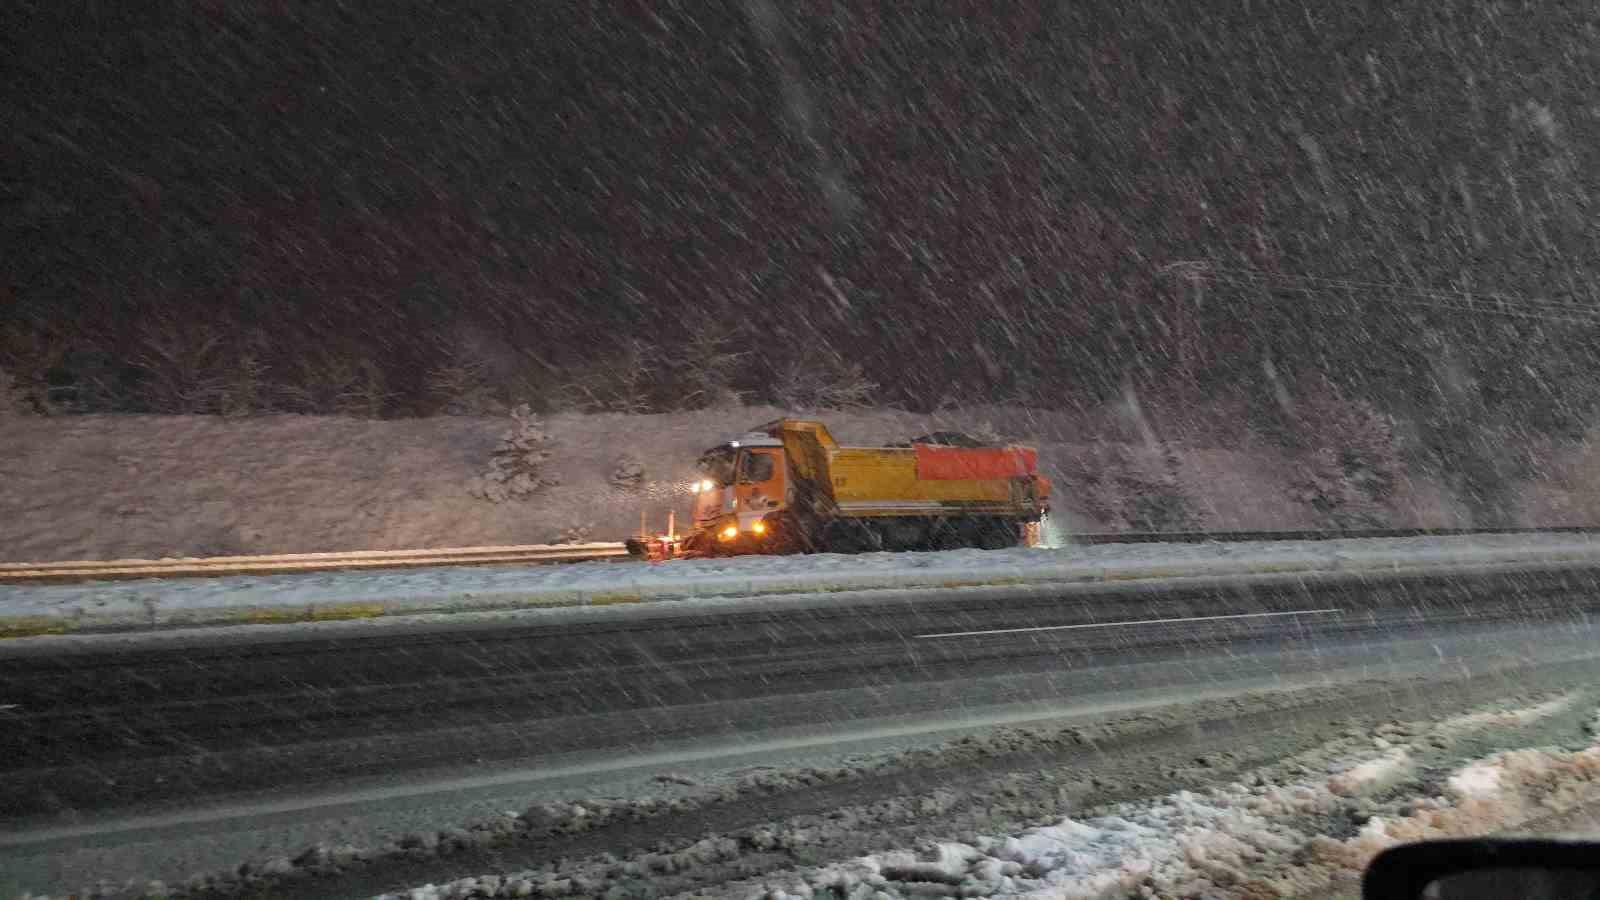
[917,608,1343,639]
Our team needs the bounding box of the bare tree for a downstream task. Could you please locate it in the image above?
[669,323,747,409]
[425,334,502,416]
[557,341,657,413]
[0,322,71,414]
[130,320,228,413]
[281,351,393,418]
[773,353,877,411]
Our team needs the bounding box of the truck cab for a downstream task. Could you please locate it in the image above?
[688,433,789,553]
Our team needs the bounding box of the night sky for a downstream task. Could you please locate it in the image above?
[7,1,1600,421]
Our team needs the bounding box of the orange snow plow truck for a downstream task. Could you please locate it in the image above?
[626,419,1051,559]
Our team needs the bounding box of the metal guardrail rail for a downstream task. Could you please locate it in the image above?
[3,528,1598,585]
[0,543,631,584]
[1065,526,1600,544]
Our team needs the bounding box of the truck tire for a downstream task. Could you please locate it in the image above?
[927,518,966,550]
[764,512,815,555]
[878,518,934,551]
[819,520,883,554]
[975,518,1021,550]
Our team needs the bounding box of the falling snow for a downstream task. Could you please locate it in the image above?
[9,2,1600,898]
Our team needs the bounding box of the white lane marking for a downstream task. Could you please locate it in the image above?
[917,608,1343,639]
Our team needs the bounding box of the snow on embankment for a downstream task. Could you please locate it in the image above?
[751,699,1600,900]
[18,687,1596,899]
[352,696,1600,900]
[0,405,1502,565]
[3,532,1600,636]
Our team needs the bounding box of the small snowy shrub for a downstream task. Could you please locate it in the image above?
[217,346,273,417]
[1283,379,1401,528]
[469,404,558,502]
[0,367,25,417]
[555,522,595,544]
[609,452,646,491]
[1078,439,1199,532]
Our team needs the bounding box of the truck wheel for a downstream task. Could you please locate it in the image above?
[927,518,964,550]
[881,519,932,551]
[764,513,813,555]
[975,518,1020,550]
[821,520,881,554]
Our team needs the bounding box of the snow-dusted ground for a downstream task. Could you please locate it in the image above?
[4,532,1600,633]
[0,406,1505,564]
[375,697,1600,900]
[755,704,1599,900]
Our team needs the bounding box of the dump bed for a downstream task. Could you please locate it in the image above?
[830,446,1038,516]
[763,419,1046,520]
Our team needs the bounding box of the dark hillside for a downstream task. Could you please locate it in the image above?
[6,1,1600,426]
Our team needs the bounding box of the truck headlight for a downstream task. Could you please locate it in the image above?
[719,525,738,540]
[751,520,767,535]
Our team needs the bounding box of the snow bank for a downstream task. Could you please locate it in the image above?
[1445,762,1503,800]
[4,532,1600,636]
[1319,744,1600,871]
[342,694,1597,900]
[1327,748,1410,798]
[23,691,1591,900]
[756,696,1598,900]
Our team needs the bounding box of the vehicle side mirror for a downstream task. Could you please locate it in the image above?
[1363,838,1600,900]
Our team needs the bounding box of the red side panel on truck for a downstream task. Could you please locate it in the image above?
[913,445,1039,480]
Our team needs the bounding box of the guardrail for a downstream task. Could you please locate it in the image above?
[0,543,630,584]
[1065,526,1600,544]
[5,527,1599,585]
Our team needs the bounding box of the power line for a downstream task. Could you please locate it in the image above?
[1199,267,1600,325]
[1207,275,1600,326]
[1206,266,1594,313]
[1169,262,1600,327]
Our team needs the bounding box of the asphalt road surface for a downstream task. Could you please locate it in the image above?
[4,563,1600,895]
[4,563,1598,818]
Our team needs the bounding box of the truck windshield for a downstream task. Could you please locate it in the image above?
[739,451,775,483]
[696,447,737,486]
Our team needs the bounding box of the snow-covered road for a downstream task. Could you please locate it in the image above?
[9,594,1600,899]
[6,532,1600,634]
[9,535,1600,898]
